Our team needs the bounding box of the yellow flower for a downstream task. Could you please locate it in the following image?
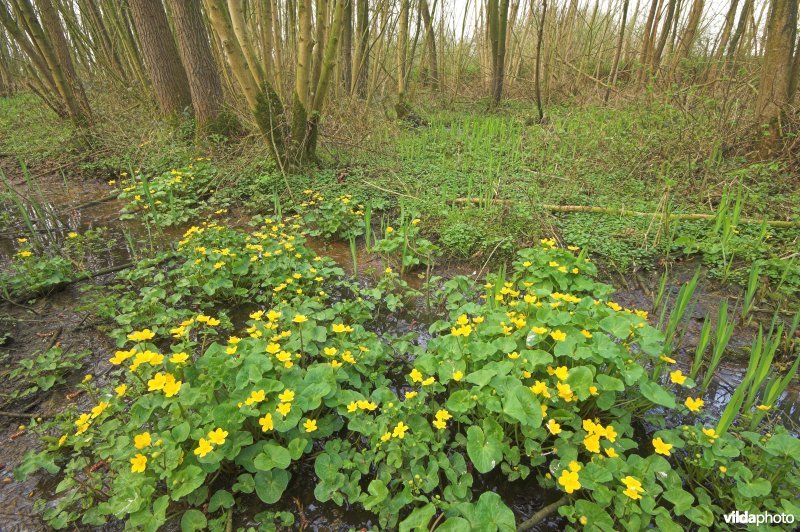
[452,370,464,381]
[380,432,392,442]
[17,250,32,258]
[405,391,418,400]
[589,386,599,396]
[531,326,548,335]
[530,381,551,398]
[756,404,771,411]
[581,330,592,339]
[67,232,78,239]
[130,453,147,473]
[621,476,644,500]
[259,414,274,432]
[332,323,353,333]
[331,360,342,368]
[584,434,601,453]
[605,425,618,442]
[653,437,673,456]
[660,355,676,364]
[719,466,727,473]
[685,397,704,413]
[277,402,291,417]
[246,389,266,405]
[433,419,447,430]
[392,422,409,439]
[670,370,687,385]
[553,366,569,381]
[292,314,308,324]
[702,427,719,440]
[386,226,394,233]
[162,375,182,397]
[127,329,156,342]
[409,369,423,383]
[170,352,189,364]
[604,447,618,458]
[508,351,520,360]
[303,419,318,433]
[147,372,167,391]
[109,350,134,365]
[546,419,562,435]
[558,469,581,494]
[115,384,127,397]
[435,409,452,421]
[550,330,567,342]
[134,432,151,449]
[557,382,575,402]
[278,389,295,402]
[194,438,214,457]
[250,310,264,321]
[421,376,436,386]
[207,428,228,446]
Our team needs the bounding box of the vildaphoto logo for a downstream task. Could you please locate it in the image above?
[722,511,796,525]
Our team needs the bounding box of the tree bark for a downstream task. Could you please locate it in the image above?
[419,0,439,89]
[353,0,368,97]
[605,0,629,102]
[341,0,352,93]
[166,0,225,132]
[128,0,192,115]
[756,0,798,152]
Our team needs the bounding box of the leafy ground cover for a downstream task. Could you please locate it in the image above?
[10,194,800,530]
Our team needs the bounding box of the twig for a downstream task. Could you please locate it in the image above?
[517,496,569,531]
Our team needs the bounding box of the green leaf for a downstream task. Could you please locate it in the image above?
[170,465,206,500]
[447,389,475,413]
[663,488,694,515]
[639,381,676,408]
[208,489,234,512]
[764,434,800,458]
[566,366,594,399]
[436,517,471,531]
[737,478,771,498]
[501,385,542,427]
[685,506,713,526]
[466,426,503,473]
[180,509,207,532]
[574,500,614,530]
[398,503,436,531]
[596,374,624,392]
[458,492,515,531]
[254,443,291,471]
[254,469,290,504]
[362,479,389,510]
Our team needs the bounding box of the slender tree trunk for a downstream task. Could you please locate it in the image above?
[341,0,353,93]
[166,0,225,133]
[756,0,798,152]
[534,0,546,120]
[396,0,410,117]
[605,0,629,102]
[128,0,192,115]
[638,0,660,82]
[652,0,677,73]
[419,0,439,89]
[675,0,705,64]
[353,0,368,97]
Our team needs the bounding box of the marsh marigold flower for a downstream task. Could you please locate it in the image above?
[558,469,581,494]
[685,397,704,413]
[652,437,673,456]
[130,454,147,473]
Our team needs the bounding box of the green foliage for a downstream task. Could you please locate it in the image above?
[117,161,218,227]
[17,219,799,530]
[5,347,90,400]
[0,242,73,298]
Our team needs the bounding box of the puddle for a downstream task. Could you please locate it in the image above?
[1,159,797,528]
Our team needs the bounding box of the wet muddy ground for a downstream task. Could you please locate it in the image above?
[0,158,797,529]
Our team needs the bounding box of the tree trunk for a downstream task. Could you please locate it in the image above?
[605,0,629,101]
[396,0,410,116]
[756,0,798,152]
[675,0,705,64]
[419,0,439,89]
[534,0,546,120]
[353,0,368,97]
[128,0,192,115]
[651,0,677,73]
[487,0,510,105]
[638,0,660,82]
[166,0,225,133]
[341,0,352,93]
